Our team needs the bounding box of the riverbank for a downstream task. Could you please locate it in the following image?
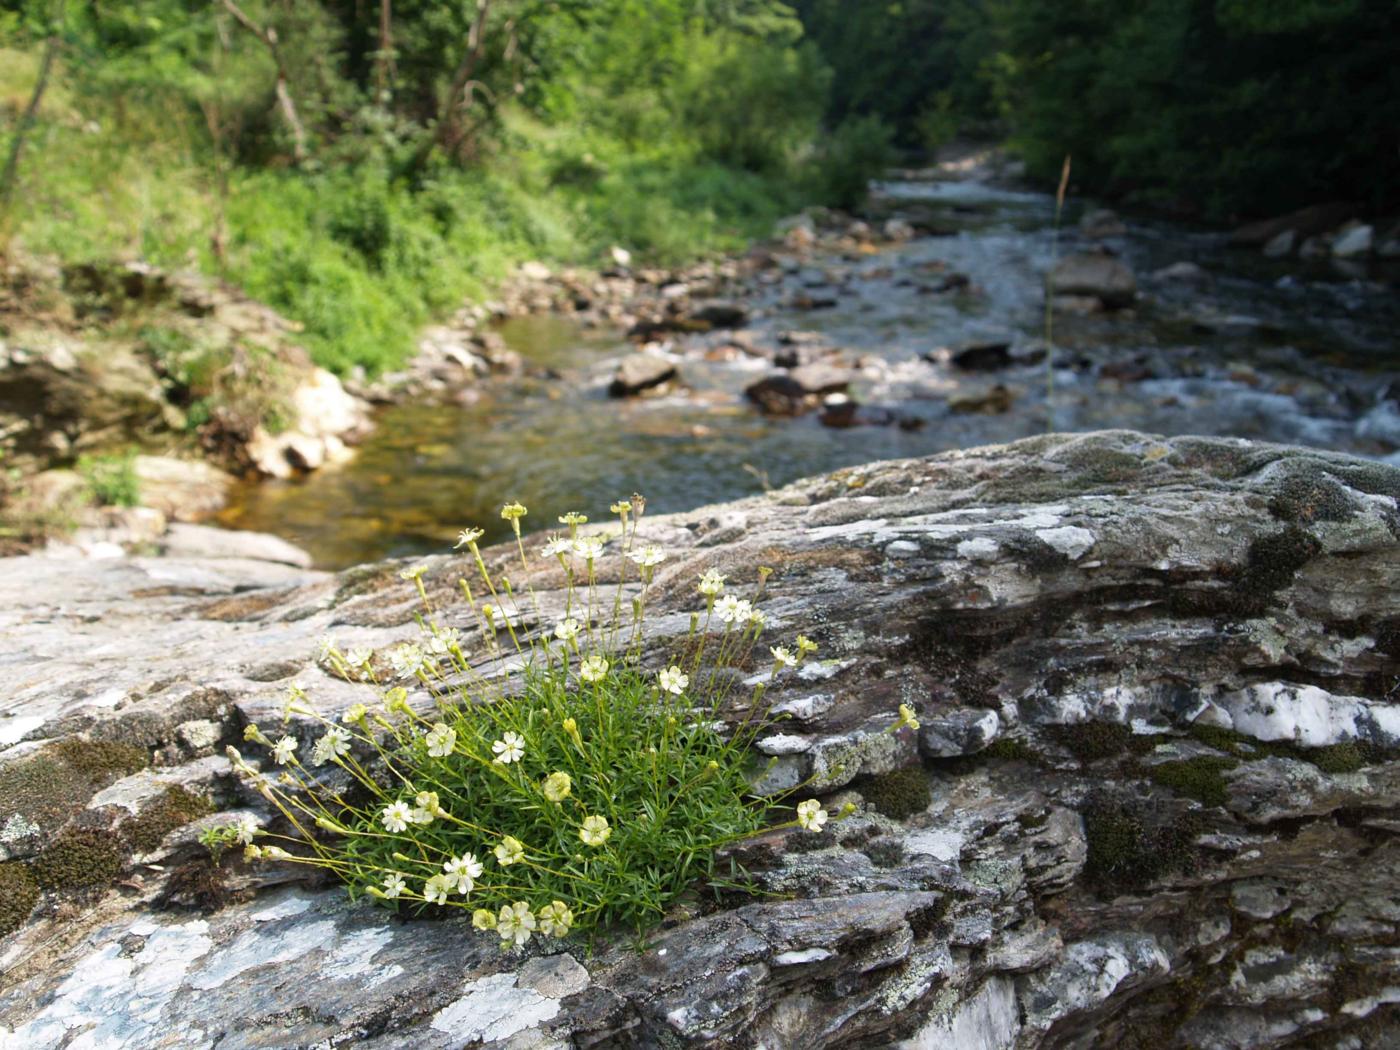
[219,166,1400,568]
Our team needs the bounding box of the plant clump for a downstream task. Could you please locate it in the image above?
[125,786,216,854]
[222,498,865,947]
[1082,794,1203,892]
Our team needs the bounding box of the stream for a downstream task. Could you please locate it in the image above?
[216,174,1400,568]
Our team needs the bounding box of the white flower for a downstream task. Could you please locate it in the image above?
[714,595,752,624]
[316,634,338,660]
[494,836,525,866]
[408,806,435,826]
[498,901,537,947]
[425,722,457,758]
[542,771,572,802]
[426,628,460,656]
[537,900,574,938]
[580,814,612,846]
[796,799,828,832]
[627,545,666,568]
[423,874,450,906]
[540,534,572,558]
[342,703,368,724]
[382,872,406,899]
[770,646,796,668]
[443,853,483,894]
[271,736,298,765]
[492,732,525,764]
[558,511,588,528]
[554,618,581,643]
[389,643,429,679]
[697,568,726,597]
[572,536,605,562]
[579,654,609,683]
[455,527,484,549]
[658,666,688,695]
[415,790,443,816]
[311,726,352,766]
[501,502,528,523]
[398,564,428,581]
[233,813,260,844]
[345,647,373,667]
[748,608,767,629]
[381,801,413,833]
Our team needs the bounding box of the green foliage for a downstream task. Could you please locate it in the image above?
[986,0,1400,217]
[77,449,141,507]
[809,115,895,211]
[228,504,840,943]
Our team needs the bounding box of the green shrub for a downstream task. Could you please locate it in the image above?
[77,450,141,508]
[227,501,847,945]
[810,115,895,211]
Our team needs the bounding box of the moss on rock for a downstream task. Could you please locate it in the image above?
[860,767,932,820]
[124,786,216,854]
[1047,721,1135,764]
[31,825,126,890]
[1146,756,1238,808]
[0,738,148,839]
[0,861,40,936]
[1083,795,1203,892]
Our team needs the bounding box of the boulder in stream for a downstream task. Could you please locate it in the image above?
[1047,253,1137,309]
[609,352,678,396]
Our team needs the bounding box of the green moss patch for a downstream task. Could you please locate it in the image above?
[124,786,216,854]
[31,825,126,890]
[1083,795,1203,892]
[1047,721,1137,764]
[0,738,149,839]
[0,862,41,936]
[859,767,933,820]
[1145,756,1238,808]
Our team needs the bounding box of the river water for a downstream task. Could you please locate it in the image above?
[217,176,1400,568]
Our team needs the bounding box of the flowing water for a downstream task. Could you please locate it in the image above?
[218,176,1400,568]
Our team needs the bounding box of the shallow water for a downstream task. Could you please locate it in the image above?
[218,178,1400,568]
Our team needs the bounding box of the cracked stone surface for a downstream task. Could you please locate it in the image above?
[1,430,1399,1048]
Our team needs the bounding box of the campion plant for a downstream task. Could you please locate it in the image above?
[224,497,857,950]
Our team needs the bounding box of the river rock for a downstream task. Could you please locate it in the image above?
[131,455,235,521]
[609,352,678,396]
[1262,229,1296,257]
[159,522,314,568]
[1152,261,1211,286]
[1,432,1398,1048]
[688,301,749,329]
[1330,223,1373,258]
[1079,208,1127,238]
[1230,202,1356,247]
[1046,253,1137,309]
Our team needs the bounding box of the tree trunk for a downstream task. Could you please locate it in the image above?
[0,35,61,216]
[220,0,308,164]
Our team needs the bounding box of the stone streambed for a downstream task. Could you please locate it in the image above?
[217,176,1400,569]
[1,431,1398,1048]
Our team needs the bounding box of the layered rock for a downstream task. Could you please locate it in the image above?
[1,431,1398,1049]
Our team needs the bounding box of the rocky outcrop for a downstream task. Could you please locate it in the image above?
[1,431,1398,1048]
[0,259,371,484]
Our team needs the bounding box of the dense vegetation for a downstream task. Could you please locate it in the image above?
[797,0,1400,220]
[1,1,1395,375]
[0,0,880,373]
